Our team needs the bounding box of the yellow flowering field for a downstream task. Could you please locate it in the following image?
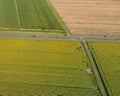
[0,38,100,95]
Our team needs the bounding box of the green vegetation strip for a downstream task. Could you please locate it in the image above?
[81,38,108,96]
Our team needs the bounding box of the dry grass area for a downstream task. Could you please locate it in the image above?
[50,0,120,36]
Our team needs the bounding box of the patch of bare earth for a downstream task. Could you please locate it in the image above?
[50,0,120,36]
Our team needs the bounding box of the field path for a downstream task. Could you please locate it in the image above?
[81,38,109,96]
[14,0,21,29]
[50,0,120,36]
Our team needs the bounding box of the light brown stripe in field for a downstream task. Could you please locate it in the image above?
[50,0,120,36]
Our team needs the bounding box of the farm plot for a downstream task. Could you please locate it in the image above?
[89,42,120,96]
[50,0,120,36]
[0,0,65,33]
[0,0,19,28]
[0,38,100,95]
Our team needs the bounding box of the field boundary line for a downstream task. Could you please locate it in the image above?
[0,28,64,32]
[81,38,109,96]
[48,0,71,35]
[14,0,21,29]
[20,28,64,32]
[0,81,97,90]
[0,28,17,30]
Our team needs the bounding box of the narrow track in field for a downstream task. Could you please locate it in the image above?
[81,38,109,96]
[14,0,21,29]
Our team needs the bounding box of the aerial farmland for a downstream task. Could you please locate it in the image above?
[89,42,120,96]
[50,0,120,36]
[0,0,66,34]
[0,0,120,96]
[0,38,100,95]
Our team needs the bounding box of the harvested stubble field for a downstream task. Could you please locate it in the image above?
[50,0,120,36]
[0,38,100,95]
[0,0,65,33]
[89,42,120,96]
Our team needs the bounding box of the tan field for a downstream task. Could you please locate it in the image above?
[50,0,120,36]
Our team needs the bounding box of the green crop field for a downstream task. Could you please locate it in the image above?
[89,42,120,96]
[0,0,19,28]
[0,38,100,95]
[0,0,65,33]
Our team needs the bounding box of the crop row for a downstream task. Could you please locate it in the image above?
[0,0,64,33]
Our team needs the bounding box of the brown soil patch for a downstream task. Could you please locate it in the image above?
[50,0,120,36]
